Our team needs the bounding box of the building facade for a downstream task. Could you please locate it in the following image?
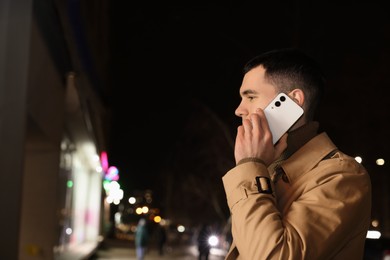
[0,1,111,259]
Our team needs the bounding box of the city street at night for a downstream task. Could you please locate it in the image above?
[89,238,226,260]
[2,1,390,259]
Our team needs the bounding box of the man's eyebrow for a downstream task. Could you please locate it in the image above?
[241,89,258,96]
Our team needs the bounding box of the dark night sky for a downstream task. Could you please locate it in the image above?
[106,1,390,208]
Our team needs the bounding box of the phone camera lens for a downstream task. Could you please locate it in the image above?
[280,96,286,102]
[275,101,281,107]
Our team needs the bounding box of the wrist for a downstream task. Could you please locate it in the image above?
[236,157,266,166]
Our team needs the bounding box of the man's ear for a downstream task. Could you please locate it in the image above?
[289,89,305,106]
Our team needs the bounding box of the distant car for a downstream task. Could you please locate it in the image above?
[208,233,230,258]
[208,218,231,258]
[364,237,390,260]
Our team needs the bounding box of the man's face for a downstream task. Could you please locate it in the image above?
[235,66,278,120]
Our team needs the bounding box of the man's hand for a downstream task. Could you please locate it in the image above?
[234,108,288,166]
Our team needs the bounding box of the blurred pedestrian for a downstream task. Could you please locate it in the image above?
[197,223,211,260]
[156,224,167,256]
[135,218,149,260]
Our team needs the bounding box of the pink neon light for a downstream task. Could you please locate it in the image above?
[101,151,109,172]
[105,166,119,181]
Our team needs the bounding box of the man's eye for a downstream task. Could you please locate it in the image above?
[247,96,255,101]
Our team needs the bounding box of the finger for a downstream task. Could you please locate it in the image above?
[236,125,244,138]
[255,108,272,141]
[250,112,263,135]
[242,118,253,134]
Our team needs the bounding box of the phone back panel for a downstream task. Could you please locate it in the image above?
[264,93,304,144]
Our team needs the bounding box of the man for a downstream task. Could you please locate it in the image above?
[197,223,211,260]
[222,48,372,259]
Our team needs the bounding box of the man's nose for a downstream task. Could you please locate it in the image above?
[235,106,245,117]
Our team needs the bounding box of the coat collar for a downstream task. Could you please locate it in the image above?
[281,131,337,184]
[268,121,338,184]
[268,121,319,173]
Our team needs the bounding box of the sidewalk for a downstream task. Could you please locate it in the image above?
[88,238,225,260]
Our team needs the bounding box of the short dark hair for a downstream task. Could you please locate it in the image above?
[244,48,325,120]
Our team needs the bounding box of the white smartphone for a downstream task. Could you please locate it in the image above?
[264,93,304,144]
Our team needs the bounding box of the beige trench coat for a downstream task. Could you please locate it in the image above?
[222,132,372,260]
